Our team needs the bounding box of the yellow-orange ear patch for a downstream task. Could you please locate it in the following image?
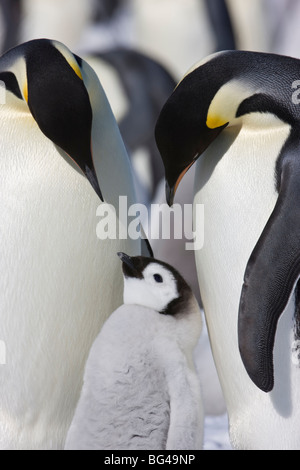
[53,41,83,80]
[206,113,228,129]
[23,81,28,103]
[68,59,83,80]
[206,79,255,129]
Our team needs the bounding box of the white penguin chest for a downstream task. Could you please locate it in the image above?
[193,117,300,448]
[194,120,287,312]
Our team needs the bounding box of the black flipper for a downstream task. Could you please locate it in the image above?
[238,142,300,393]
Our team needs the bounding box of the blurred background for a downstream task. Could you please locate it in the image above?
[2,0,299,79]
[1,0,299,449]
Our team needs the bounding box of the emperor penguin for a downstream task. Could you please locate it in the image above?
[155,50,300,449]
[65,252,203,451]
[0,38,146,449]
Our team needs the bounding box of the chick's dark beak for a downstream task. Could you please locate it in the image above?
[117,252,134,267]
[117,252,140,278]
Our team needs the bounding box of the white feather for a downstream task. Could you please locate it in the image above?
[65,261,204,450]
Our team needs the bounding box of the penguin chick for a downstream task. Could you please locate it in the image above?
[65,253,204,451]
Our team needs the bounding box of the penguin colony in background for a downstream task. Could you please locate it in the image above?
[86,48,176,204]
[65,252,203,451]
[0,38,147,450]
[155,50,300,450]
[0,0,177,205]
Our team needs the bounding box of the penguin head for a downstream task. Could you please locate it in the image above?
[155,50,300,392]
[155,50,299,206]
[117,252,197,317]
[0,38,103,200]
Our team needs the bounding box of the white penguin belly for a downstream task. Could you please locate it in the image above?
[0,106,137,449]
[194,117,300,449]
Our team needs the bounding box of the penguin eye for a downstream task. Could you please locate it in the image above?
[153,273,163,283]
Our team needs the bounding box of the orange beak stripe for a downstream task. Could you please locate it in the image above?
[174,160,196,196]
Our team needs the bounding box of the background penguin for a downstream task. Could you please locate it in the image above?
[92,0,125,23]
[20,0,95,51]
[65,252,203,451]
[155,50,300,449]
[203,0,236,52]
[0,0,22,52]
[0,38,146,449]
[86,48,176,205]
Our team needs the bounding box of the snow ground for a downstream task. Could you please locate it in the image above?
[204,414,232,450]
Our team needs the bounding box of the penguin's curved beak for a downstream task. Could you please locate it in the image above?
[78,156,103,202]
[166,160,196,206]
[166,181,175,208]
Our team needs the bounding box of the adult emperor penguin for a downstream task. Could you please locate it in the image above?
[0,38,146,449]
[155,50,300,449]
[65,252,203,450]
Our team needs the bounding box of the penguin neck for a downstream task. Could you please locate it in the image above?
[83,61,137,210]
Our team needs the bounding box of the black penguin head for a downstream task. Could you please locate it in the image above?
[0,38,103,200]
[155,50,300,392]
[117,252,195,316]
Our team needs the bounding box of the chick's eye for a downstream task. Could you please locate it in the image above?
[153,273,163,283]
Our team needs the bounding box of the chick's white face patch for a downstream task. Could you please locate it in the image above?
[123,263,179,313]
